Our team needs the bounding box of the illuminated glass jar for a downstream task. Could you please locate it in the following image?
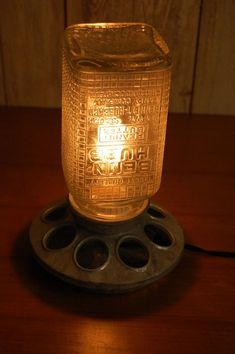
[62,23,171,222]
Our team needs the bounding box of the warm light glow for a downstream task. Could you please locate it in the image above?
[95,121,125,163]
[62,23,171,221]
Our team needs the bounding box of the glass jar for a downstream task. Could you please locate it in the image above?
[62,23,171,222]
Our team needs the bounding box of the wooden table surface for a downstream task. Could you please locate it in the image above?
[0,107,234,354]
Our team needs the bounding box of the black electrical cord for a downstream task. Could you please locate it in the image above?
[184,243,235,258]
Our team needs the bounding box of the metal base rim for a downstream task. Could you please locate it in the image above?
[29,198,184,294]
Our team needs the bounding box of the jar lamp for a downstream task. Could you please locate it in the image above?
[30,23,184,293]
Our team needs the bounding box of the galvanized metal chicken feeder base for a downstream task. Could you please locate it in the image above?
[30,198,184,294]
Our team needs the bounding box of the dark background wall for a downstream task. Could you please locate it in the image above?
[0,0,234,114]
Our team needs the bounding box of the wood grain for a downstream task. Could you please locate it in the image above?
[67,0,84,25]
[192,0,235,115]
[0,0,64,107]
[66,0,201,114]
[0,0,235,115]
[0,34,6,104]
[0,107,234,354]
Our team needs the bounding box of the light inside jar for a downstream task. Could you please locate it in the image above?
[62,23,171,222]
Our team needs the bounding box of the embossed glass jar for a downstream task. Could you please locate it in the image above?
[62,23,171,222]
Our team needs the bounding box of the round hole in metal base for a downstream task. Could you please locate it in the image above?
[44,224,76,250]
[144,224,173,247]
[147,207,165,219]
[75,239,109,270]
[118,238,149,269]
[42,205,68,223]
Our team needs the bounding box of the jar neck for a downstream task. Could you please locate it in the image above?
[69,194,149,222]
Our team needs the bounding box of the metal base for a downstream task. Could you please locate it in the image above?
[30,199,184,294]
